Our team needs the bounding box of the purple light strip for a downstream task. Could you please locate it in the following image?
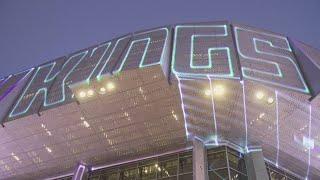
[0,69,34,102]
[240,81,248,150]
[306,104,312,179]
[275,90,280,167]
[176,75,190,138]
[0,75,12,101]
[207,75,218,145]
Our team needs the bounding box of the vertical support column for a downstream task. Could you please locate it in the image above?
[72,163,89,180]
[193,138,209,180]
[244,150,269,180]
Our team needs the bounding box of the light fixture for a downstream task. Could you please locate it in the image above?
[258,113,265,119]
[267,97,274,104]
[78,91,86,98]
[87,89,95,97]
[106,82,115,91]
[255,91,264,100]
[213,85,225,96]
[303,136,314,150]
[11,153,20,161]
[45,146,52,153]
[99,87,106,94]
[83,120,90,128]
[47,131,52,136]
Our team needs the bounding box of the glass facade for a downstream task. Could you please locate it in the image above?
[266,163,300,180]
[88,150,192,180]
[55,146,301,180]
[207,146,247,180]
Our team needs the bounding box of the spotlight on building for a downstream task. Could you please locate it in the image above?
[106,82,115,91]
[255,91,264,100]
[99,87,106,94]
[213,85,225,96]
[267,97,274,104]
[45,146,52,153]
[78,91,86,98]
[87,89,95,97]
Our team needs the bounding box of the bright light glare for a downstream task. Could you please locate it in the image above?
[79,91,86,98]
[87,89,95,97]
[303,136,314,150]
[204,89,212,96]
[267,97,274,104]
[213,85,225,96]
[255,91,264,100]
[83,120,90,128]
[99,87,106,94]
[106,82,115,91]
[45,146,52,153]
[258,113,265,119]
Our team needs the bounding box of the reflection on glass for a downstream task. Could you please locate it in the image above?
[120,167,138,180]
[208,168,229,180]
[208,151,227,170]
[140,164,156,180]
[86,150,193,180]
[266,163,299,180]
[230,169,247,180]
[179,153,192,174]
[228,152,246,174]
[159,159,178,178]
[269,169,286,180]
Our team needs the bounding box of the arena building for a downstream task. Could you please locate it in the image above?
[0,21,320,179]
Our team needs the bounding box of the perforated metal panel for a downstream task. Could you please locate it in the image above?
[0,68,34,123]
[233,24,309,94]
[7,58,66,120]
[172,22,240,79]
[112,26,171,76]
[290,39,320,97]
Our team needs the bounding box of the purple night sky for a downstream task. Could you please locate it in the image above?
[0,0,319,77]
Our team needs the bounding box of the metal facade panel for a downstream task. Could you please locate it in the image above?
[172,22,240,79]
[0,66,187,179]
[290,39,320,97]
[98,34,132,77]
[41,40,116,113]
[0,69,34,123]
[233,24,310,94]
[112,26,171,77]
[7,57,66,120]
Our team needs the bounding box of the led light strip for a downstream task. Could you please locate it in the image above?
[10,51,88,118]
[241,81,248,151]
[207,75,218,145]
[96,35,131,79]
[234,26,309,94]
[85,42,111,84]
[172,24,238,79]
[0,68,34,102]
[275,90,280,167]
[306,104,312,179]
[113,27,169,74]
[176,75,190,138]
